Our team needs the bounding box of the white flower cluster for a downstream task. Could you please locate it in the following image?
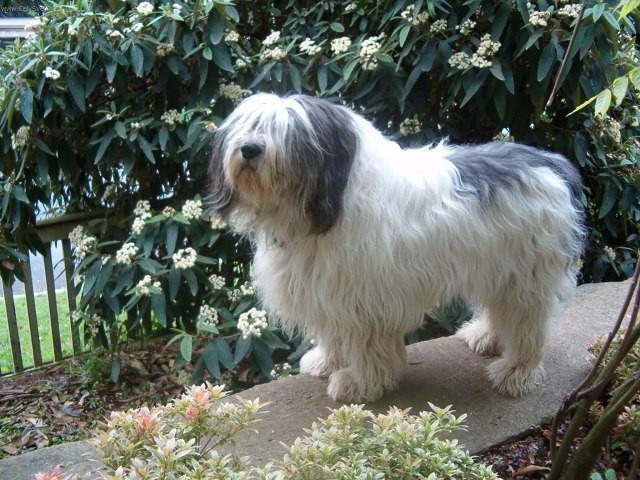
[399,116,422,136]
[235,58,249,70]
[557,3,581,18]
[448,51,471,70]
[198,304,219,328]
[71,310,84,325]
[130,121,142,130]
[162,206,176,217]
[204,121,217,133]
[605,118,622,143]
[181,199,202,220]
[299,38,322,56]
[237,308,268,339]
[225,30,240,43]
[260,46,287,63]
[161,109,181,127]
[43,66,61,80]
[209,274,225,290]
[457,19,476,36]
[359,35,383,71]
[429,19,448,35]
[270,362,292,379]
[240,281,255,296]
[400,5,429,26]
[132,200,152,235]
[470,34,501,68]
[137,1,154,16]
[67,24,77,36]
[136,275,161,296]
[330,37,352,56]
[172,3,182,15]
[345,2,357,13]
[529,10,550,27]
[116,242,139,265]
[604,246,616,261]
[69,225,97,260]
[219,82,247,104]
[86,313,102,338]
[106,29,124,40]
[11,126,30,150]
[172,247,197,269]
[210,215,227,230]
[156,43,175,57]
[263,30,281,46]
[227,289,241,302]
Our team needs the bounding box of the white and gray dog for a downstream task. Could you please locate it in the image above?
[208,93,585,403]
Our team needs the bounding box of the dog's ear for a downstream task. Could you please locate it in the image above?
[289,96,358,234]
[207,126,236,216]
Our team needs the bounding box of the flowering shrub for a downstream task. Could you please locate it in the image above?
[0,0,638,375]
[37,383,498,479]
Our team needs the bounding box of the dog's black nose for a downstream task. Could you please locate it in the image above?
[240,142,263,161]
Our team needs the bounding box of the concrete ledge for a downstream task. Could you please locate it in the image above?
[0,280,630,478]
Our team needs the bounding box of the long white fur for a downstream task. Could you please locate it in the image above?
[217,94,582,403]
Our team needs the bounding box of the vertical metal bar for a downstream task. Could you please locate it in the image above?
[62,239,80,354]
[22,257,42,366]
[2,277,24,373]
[43,242,63,361]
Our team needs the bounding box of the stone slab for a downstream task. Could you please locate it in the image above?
[0,280,630,478]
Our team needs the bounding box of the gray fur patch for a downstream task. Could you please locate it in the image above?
[287,95,359,234]
[446,142,583,207]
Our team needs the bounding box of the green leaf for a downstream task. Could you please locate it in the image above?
[137,135,155,163]
[602,11,620,30]
[330,22,345,33]
[207,12,225,45]
[343,58,359,80]
[599,182,617,219]
[590,474,603,480]
[568,95,597,115]
[460,70,488,107]
[168,268,181,300]
[115,121,127,138]
[19,88,33,124]
[183,269,198,296]
[203,343,221,378]
[94,131,115,164]
[110,357,121,383]
[629,66,640,90]
[158,127,169,151]
[166,222,179,255]
[537,44,555,82]
[604,469,617,480]
[151,293,167,327]
[234,336,252,363]
[130,44,144,77]
[611,76,629,106]
[594,89,612,116]
[289,66,302,93]
[261,330,290,351]
[214,337,235,369]
[619,0,640,19]
[253,339,273,378]
[180,335,193,362]
[67,74,86,112]
[212,44,233,72]
[398,25,411,48]
[317,65,328,92]
[139,258,162,273]
[489,62,505,81]
[203,47,213,61]
[592,4,605,21]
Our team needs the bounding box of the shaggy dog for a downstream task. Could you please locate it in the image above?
[207,93,585,403]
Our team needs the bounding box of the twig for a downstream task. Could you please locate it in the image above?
[545,1,587,109]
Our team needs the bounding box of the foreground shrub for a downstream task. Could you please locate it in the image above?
[35,384,498,479]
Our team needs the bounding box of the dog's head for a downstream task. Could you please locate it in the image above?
[207,94,358,234]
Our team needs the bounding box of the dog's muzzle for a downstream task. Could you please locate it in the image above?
[240,141,263,163]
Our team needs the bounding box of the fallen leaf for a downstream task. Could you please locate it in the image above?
[514,465,551,476]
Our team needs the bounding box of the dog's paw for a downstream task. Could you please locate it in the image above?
[299,346,337,378]
[327,368,385,403]
[456,318,500,357]
[487,358,544,397]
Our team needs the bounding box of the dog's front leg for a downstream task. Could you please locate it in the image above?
[327,331,406,403]
[299,339,341,378]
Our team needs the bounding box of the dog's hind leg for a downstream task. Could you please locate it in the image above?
[485,289,553,397]
[327,330,406,403]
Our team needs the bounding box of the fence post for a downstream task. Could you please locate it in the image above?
[22,256,43,367]
[2,277,24,373]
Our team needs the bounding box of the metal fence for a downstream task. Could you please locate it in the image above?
[0,214,88,376]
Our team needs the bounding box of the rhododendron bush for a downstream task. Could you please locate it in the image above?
[0,0,638,379]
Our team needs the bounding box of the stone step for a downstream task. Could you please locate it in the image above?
[0,280,630,479]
